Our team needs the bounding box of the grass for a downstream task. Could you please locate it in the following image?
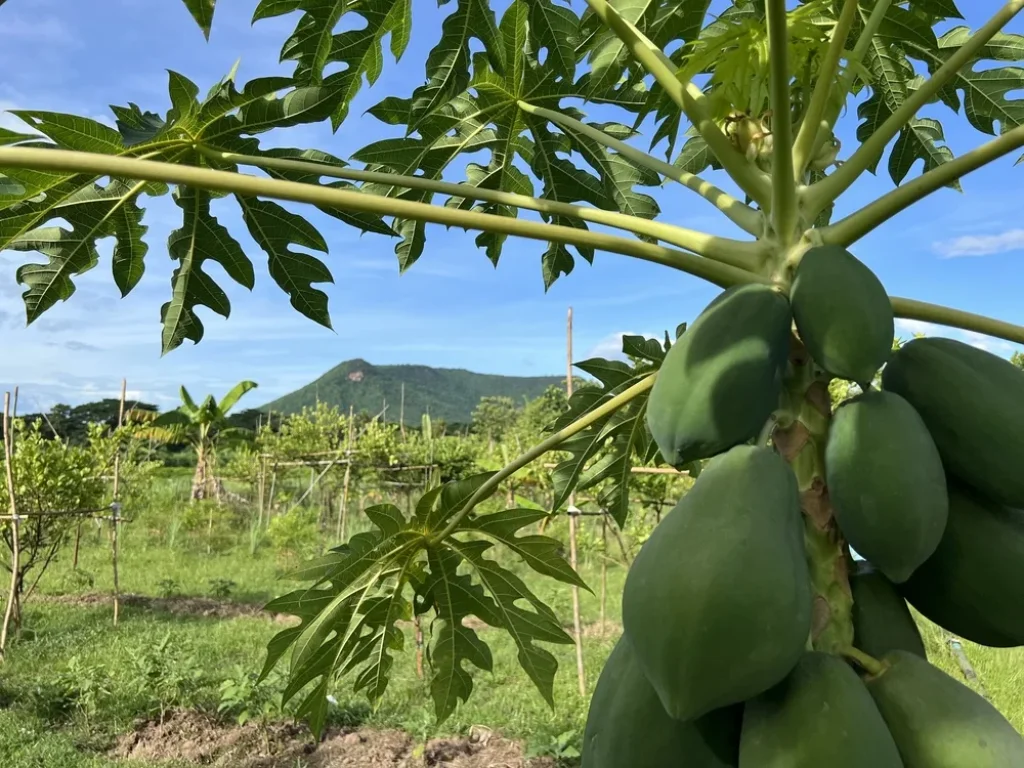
[0,481,1021,766]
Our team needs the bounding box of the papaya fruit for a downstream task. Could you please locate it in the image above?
[739,651,904,768]
[622,445,811,722]
[646,284,791,468]
[582,635,741,768]
[897,481,1024,647]
[825,390,948,583]
[850,561,926,660]
[790,244,893,383]
[882,336,1024,507]
[866,650,1024,767]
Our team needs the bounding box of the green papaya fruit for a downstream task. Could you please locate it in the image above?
[582,635,741,768]
[622,445,811,722]
[897,482,1024,647]
[646,284,791,468]
[882,336,1024,507]
[825,390,948,583]
[867,650,1024,767]
[739,652,904,768]
[850,561,926,660]
[790,244,894,383]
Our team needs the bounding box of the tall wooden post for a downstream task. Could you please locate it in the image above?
[399,382,406,440]
[567,307,586,695]
[337,406,355,542]
[111,379,126,626]
[1,393,21,657]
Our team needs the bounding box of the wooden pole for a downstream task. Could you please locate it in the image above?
[415,613,424,679]
[600,512,608,625]
[1,393,21,657]
[111,379,126,627]
[257,455,266,533]
[337,406,354,542]
[399,382,406,440]
[10,387,17,420]
[566,307,586,696]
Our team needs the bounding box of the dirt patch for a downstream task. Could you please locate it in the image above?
[581,620,621,639]
[113,711,555,767]
[36,593,295,623]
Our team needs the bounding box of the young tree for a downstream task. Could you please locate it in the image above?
[471,395,520,450]
[2,0,1024,755]
[152,382,258,500]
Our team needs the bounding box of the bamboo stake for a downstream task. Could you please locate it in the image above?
[399,383,406,440]
[257,455,266,533]
[600,513,608,625]
[1,393,21,657]
[72,522,82,569]
[414,614,424,679]
[267,466,277,521]
[566,308,586,696]
[338,406,355,542]
[111,378,126,626]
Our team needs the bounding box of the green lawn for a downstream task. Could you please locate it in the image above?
[0,508,1020,766]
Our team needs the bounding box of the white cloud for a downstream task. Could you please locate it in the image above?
[585,331,636,361]
[894,319,1021,358]
[894,318,941,337]
[933,229,1024,258]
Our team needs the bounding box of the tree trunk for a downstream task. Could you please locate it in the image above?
[191,449,207,501]
[773,336,854,654]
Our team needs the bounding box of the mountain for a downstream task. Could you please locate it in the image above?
[260,359,565,425]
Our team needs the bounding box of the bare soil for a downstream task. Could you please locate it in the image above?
[35,593,292,622]
[112,711,556,767]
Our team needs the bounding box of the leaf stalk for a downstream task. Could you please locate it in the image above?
[792,0,858,176]
[766,0,797,246]
[202,145,752,255]
[0,147,767,288]
[430,373,658,544]
[821,123,1024,246]
[841,646,888,677]
[891,296,1024,346]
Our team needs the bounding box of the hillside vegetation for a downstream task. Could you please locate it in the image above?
[260,358,565,425]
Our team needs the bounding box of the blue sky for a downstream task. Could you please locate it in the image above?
[1,0,1022,413]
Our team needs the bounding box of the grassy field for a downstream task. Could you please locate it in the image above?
[0,481,1021,766]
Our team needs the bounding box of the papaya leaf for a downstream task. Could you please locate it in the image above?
[263,467,582,733]
[180,0,217,39]
[549,331,692,526]
[349,0,654,284]
[908,28,1024,139]
[462,507,589,589]
[422,547,494,722]
[258,505,427,739]
[442,537,573,708]
[0,67,393,349]
[236,197,333,331]
[161,186,253,353]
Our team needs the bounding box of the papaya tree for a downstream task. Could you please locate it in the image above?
[2,0,1024,759]
[151,381,258,500]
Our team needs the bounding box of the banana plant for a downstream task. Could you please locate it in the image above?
[151,381,258,500]
[2,0,1024,743]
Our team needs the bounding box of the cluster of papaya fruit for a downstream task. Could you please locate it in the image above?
[582,244,1024,766]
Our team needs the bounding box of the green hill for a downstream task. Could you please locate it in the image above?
[260,359,565,425]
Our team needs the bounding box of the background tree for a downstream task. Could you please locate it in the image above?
[471,396,519,450]
[151,382,258,501]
